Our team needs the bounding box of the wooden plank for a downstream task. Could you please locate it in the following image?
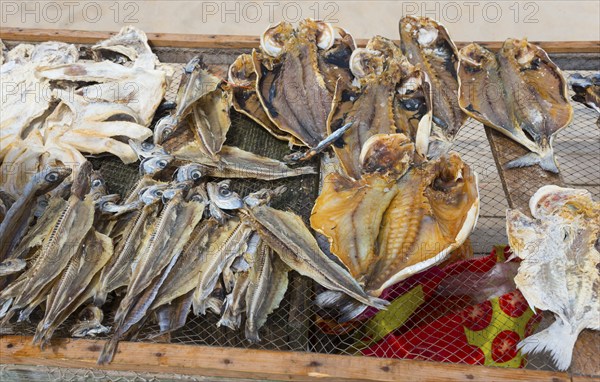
[1,27,599,53]
[0,335,572,382]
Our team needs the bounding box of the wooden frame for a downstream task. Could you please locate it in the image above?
[1,27,599,53]
[0,27,598,381]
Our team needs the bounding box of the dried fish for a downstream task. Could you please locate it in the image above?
[569,73,600,115]
[399,16,467,157]
[243,202,387,310]
[507,186,600,370]
[71,305,110,338]
[311,153,479,320]
[457,39,573,172]
[0,166,72,262]
[0,162,95,319]
[34,229,113,346]
[245,243,290,343]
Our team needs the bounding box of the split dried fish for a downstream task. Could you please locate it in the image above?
[457,39,573,172]
[244,242,289,343]
[311,153,479,320]
[569,73,600,115]
[507,186,600,371]
[243,202,387,311]
[399,16,467,157]
[0,166,71,262]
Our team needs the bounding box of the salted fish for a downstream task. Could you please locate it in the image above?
[457,39,573,172]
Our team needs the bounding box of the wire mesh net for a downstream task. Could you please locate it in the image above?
[2,40,598,381]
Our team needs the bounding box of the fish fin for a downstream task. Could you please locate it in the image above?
[518,320,577,371]
[505,151,559,173]
[245,323,260,344]
[97,337,120,365]
[315,291,386,323]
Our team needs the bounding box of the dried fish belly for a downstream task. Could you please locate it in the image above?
[457,39,573,172]
[507,186,600,370]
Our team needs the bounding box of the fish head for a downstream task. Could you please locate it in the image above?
[207,180,244,210]
[243,186,287,208]
[140,154,173,176]
[139,184,170,205]
[94,193,121,211]
[529,185,597,220]
[260,21,295,57]
[31,165,72,195]
[174,163,204,183]
[129,139,168,159]
[89,171,108,199]
[162,181,193,202]
[360,133,415,180]
[298,19,335,51]
[188,184,209,204]
[228,54,256,87]
[71,161,94,199]
[154,115,178,144]
[349,48,384,81]
[33,195,49,218]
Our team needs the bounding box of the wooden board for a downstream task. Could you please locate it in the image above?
[0,335,579,382]
[1,27,599,53]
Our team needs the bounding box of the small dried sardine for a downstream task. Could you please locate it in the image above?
[0,165,71,262]
[245,243,290,343]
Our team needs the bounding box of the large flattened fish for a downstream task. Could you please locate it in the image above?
[399,16,467,158]
[311,152,479,321]
[457,39,573,173]
[253,20,340,149]
[506,185,600,371]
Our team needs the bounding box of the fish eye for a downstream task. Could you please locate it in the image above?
[45,172,59,182]
[191,170,202,180]
[192,195,204,202]
[157,159,168,168]
[219,188,232,197]
[39,200,48,207]
[141,141,154,150]
[92,179,104,187]
[163,128,173,138]
[155,190,164,197]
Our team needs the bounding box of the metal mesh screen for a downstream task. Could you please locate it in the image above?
[2,41,598,380]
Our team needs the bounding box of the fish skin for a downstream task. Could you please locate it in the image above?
[33,230,113,346]
[192,218,254,315]
[0,166,72,262]
[152,290,194,339]
[244,205,387,310]
[244,243,290,343]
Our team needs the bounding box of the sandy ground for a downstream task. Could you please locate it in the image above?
[1,1,599,41]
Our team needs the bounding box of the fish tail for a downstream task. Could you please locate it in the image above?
[505,151,559,173]
[0,298,12,319]
[315,291,373,323]
[245,323,260,344]
[97,337,120,365]
[518,320,578,371]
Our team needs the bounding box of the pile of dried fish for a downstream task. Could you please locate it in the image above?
[507,186,600,370]
[0,26,169,197]
[231,19,481,322]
